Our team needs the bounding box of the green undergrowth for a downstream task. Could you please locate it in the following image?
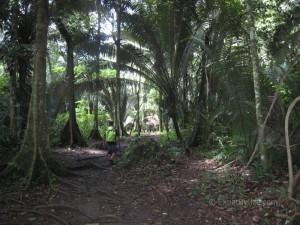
[188,167,284,211]
[118,136,180,169]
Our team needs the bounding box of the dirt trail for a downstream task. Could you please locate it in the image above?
[0,136,288,225]
[49,148,232,225]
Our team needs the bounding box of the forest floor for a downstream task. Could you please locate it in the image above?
[0,134,299,225]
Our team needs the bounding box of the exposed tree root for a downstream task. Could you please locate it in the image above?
[98,214,122,222]
[54,177,86,194]
[52,188,80,199]
[55,176,83,188]
[76,155,107,161]
[2,208,68,225]
[95,190,125,199]
[124,179,149,186]
[49,160,82,177]
[6,199,27,206]
[88,128,102,141]
[0,153,79,188]
[0,222,21,225]
[60,119,87,147]
[290,198,300,205]
[215,159,237,171]
[95,190,111,197]
[65,162,107,171]
[150,185,167,201]
[34,204,91,218]
[133,192,148,199]
[0,193,14,202]
[272,211,300,223]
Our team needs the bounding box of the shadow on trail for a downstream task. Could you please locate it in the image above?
[0,135,285,225]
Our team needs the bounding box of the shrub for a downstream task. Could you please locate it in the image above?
[118,136,172,169]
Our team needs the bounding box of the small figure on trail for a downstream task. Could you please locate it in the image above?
[104,120,119,166]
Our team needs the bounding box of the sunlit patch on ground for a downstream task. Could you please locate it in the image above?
[53,148,107,155]
[189,159,217,170]
[84,149,107,155]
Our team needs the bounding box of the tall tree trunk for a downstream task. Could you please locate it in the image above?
[9,62,18,141]
[188,38,208,147]
[188,70,207,146]
[158,93,163,132]
[182,72,188,128]
[115,0,122,135]
[1,0,60,185]
[171,113,182,140]
[54,18,86,147]
[15,1,33,132]
[168,94,182,140]
[89,0,102,141]
[120,89,128,136]
[60,42,87,147]
[137,81,141,136]
[9,1,19,141]
[245,0,267,169]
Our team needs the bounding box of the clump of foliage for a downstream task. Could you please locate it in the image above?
[49,113,68,146]
[195,120,239,165]
[160,130,177,143]
[118,137,173,169]
[75,99,94,139]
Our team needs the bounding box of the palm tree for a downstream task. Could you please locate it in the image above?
[189,0,262,152]
[121,0,199,140]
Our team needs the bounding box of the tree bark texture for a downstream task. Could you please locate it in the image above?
[54,18,86,147]
[285,96,300,199]
[245,0,267,169]
[9,1,19,141]
[88,0,102,141]
[115,0,122,135]
[1,0,55,185]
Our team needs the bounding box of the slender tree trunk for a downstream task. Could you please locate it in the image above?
[168,94,182,140]
[115,0,122,135]
[135,77,141,136]
[182,72,188,128]
[47,52,52,78]
[285,96,300,199]
[8,1,19,141]
[120,88,128,136]
[15,2,32,132]
[9,60,18,141]
[171,113,182,140]
[67,43,76,144]
[158,93,163,132]
[188,43,207,147]
[245,0,267,169]
[164,114,169,137]
[89,0,102,141]
[61,42,86,147]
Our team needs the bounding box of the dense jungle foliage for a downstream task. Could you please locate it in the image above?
[0,0,299,199]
